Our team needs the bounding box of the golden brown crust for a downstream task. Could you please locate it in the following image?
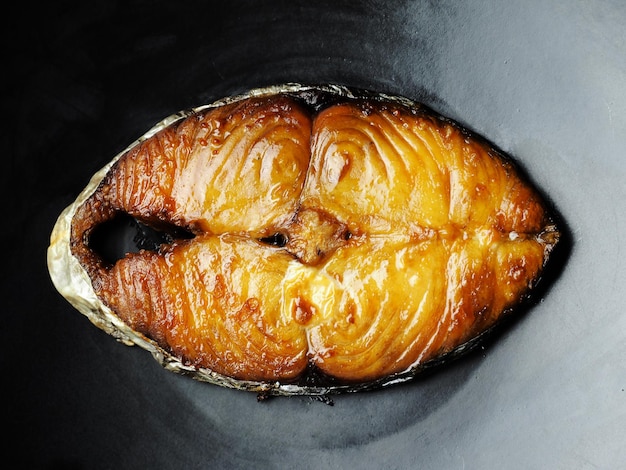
[101,236,308,381]
[68,90,559,386]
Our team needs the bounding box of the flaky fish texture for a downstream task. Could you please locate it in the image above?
[48,84,561,395]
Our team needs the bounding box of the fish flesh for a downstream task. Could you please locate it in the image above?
[48,84,561,396]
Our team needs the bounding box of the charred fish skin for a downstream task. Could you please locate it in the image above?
[48,84,561,395]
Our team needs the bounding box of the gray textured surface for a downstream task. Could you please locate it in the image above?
[6,1,625,468]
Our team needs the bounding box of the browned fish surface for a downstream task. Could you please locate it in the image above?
[58,85,560,391]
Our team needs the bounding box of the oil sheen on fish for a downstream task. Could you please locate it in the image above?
[48,84,561,395]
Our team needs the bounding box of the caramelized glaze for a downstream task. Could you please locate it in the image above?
[64,87,560,388]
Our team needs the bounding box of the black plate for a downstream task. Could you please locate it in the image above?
[6,1,626,468]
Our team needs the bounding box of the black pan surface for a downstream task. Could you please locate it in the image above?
[5,1,625,468]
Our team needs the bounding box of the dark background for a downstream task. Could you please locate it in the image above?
[5,1,626,468]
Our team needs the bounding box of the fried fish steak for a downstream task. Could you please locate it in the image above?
[53,85,560,392]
